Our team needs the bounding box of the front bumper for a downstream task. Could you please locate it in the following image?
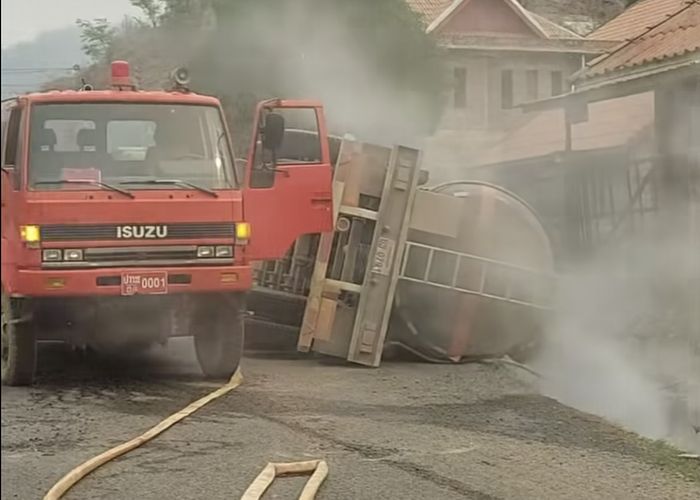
[12,265,252,297]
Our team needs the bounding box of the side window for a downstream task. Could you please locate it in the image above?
[250,107,321,189]
[551,71,563,96]
[4,108,23,189]
[453,67,467,109]
[107,120,155,161]
[501,70,513,110]
[526,69,539,102]
[43,120,96,152]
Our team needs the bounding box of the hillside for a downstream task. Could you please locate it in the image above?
[1,26,85,99]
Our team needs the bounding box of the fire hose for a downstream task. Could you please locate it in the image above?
[43,369,328,500]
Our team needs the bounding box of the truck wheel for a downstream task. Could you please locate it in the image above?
[193,294,245,379]
[1,291,37,386]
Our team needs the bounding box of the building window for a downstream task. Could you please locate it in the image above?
[501,70,513,109]
[453,67,467,109]
[526,69,538,101]
[551,71,563,96]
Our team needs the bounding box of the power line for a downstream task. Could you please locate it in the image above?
[1,66,80,73]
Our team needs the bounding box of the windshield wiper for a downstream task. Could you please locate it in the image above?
[120,178,219,198]
[34,179,135,199]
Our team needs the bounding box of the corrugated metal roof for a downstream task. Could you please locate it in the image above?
[584,1,700,79]
[589,0,689,41]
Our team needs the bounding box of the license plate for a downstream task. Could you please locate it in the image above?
[121,272,168,296]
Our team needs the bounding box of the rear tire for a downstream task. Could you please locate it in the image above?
[193,293,245,379]
[1,290,37,386]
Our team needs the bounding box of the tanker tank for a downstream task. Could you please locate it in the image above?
[389,180,556,362]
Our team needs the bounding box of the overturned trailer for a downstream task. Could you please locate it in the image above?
[250,133,555,365]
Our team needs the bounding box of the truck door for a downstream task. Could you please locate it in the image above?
[243,100,333,261]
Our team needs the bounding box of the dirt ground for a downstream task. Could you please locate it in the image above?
[2,340,699,500]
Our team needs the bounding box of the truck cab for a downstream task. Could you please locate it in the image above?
[0,61,333,385]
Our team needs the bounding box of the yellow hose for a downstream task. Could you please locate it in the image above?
[44,369,244,500]
[241,460,329,500]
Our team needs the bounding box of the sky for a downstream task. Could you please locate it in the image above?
[1,0,138,48]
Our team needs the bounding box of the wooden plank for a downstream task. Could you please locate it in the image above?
[324,279,363,294]
[296,139,352,352]
[315,297,339,342]
[297,181,345,351]
[339,205,378,220]
[341,141,362,207]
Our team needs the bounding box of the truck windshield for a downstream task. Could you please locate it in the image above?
[28,103,236,190]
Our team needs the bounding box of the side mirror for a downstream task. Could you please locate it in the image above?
[1,167,13,202]
[261,112,285,152]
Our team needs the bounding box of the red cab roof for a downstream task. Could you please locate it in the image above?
[19,89,221,106]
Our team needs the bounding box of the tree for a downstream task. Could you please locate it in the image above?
[190,0,445,147]
[75,18,117,62]
[129,0,193,28]
[130,0,164,28]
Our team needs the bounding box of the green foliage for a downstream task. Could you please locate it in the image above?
[130,0,164,28]
[75,18,118,63]
[76,0,445,146]
[190,0,445,145]
[129,0,192,27]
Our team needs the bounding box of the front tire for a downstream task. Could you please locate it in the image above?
[193,294,245,379]
[1,290,37,386]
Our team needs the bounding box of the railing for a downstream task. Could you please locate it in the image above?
[399,241,555,310]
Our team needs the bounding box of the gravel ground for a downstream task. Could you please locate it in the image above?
[2,340,699,500]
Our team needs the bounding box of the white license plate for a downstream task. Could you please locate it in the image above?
[121,272,168,296]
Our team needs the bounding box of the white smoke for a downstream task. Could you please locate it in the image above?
[534,230,700,452]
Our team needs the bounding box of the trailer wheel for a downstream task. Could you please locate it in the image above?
[1,290,37,386]
[193,293,245,379]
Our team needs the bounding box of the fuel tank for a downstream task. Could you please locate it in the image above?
[391,181,555,361]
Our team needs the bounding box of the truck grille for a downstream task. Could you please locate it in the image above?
[41,223,234,242]
[42,246,233,269]
[85,246,198,263]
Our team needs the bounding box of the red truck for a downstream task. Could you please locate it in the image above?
[0,61,333,385]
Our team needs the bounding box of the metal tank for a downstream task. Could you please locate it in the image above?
[390,180,556,361]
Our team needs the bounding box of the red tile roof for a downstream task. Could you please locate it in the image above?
[589,0,689,41]
[473,92,654,165]
[438,33,614,53]
[583,1,700,79]
[405,0,453,25]
[407,0,584,39]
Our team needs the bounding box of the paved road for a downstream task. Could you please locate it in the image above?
[2,340,699,499]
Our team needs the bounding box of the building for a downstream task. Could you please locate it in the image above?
[452,0,697,267]
[561,0,700,448]
[406,0,618,179]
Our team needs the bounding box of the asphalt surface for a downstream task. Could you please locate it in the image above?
[2,340,699,500]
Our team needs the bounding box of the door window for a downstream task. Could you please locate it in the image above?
[4,107,23,189]
[250,107,322,189]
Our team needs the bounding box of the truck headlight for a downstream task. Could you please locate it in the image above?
[197,246,214,258]
[215,246,233,258]
[20,225,41,243]
[42,249,63,262]
[235,222,250,242]
[64,249,84,261]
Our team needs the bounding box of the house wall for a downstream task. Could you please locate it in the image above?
[441,50,581,129]
[423,49,581,179]
[441,0,537,36]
